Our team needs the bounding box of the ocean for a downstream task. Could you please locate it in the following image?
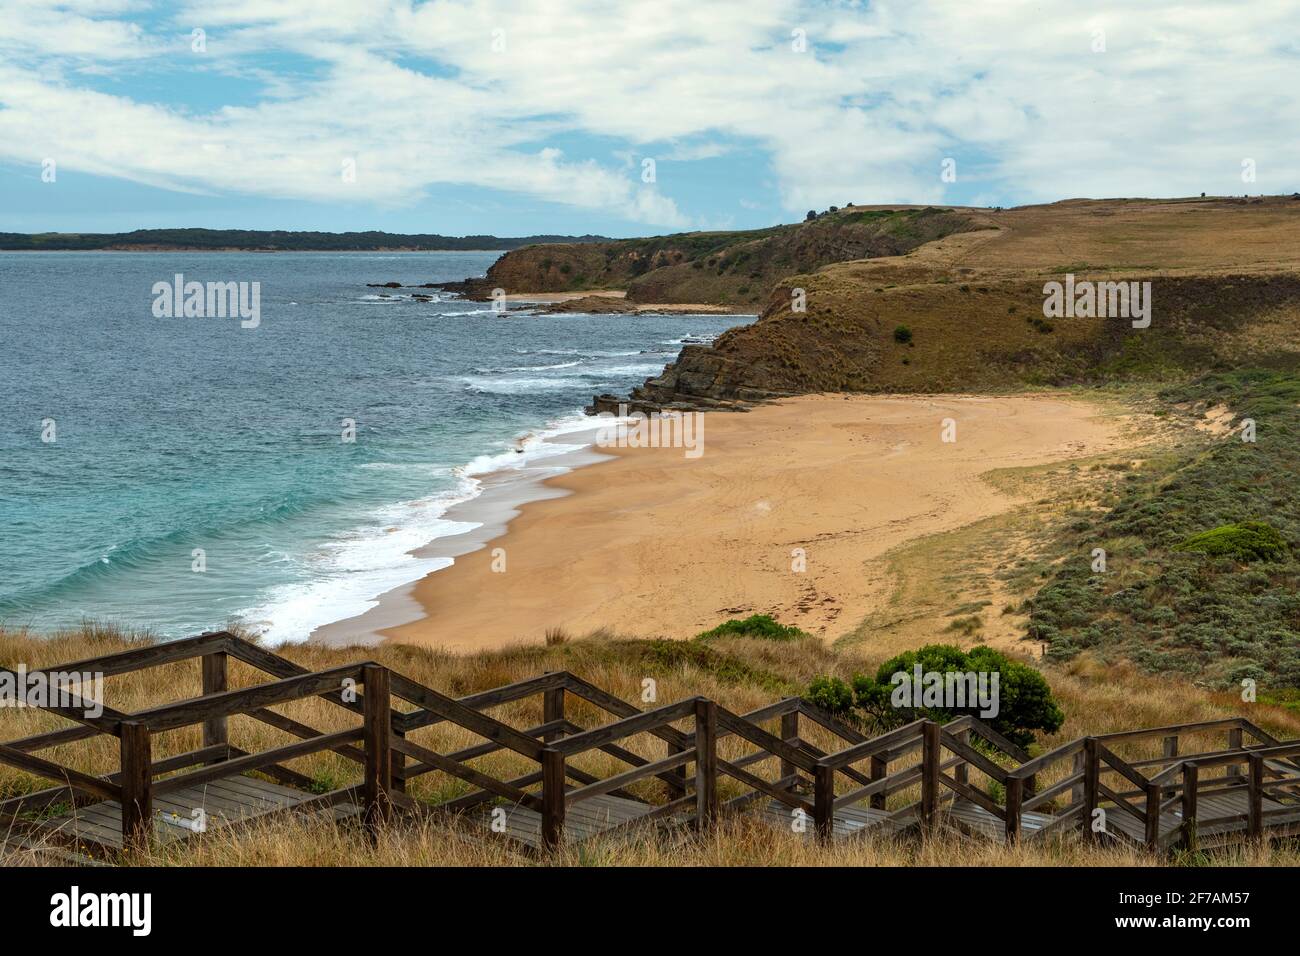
[0,251,745,643]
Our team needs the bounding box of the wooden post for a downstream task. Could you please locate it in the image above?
[1247,752,1263,841]
[200,651,228,756]
[1143,782,1161,851]
[920,721,940,834]
[362,664,392,835]
[953,728,969,788]
[542,676,564,742]
[780,710,799,782]
[1005,775,1023,844]
[1161,735,1179,798]
[119,721,152,854]
[694,698,718,831]
[1083,738,1100,841]
[540,748,566,851]
[391,728,407,795]
[813,764,835,844]
[665,739,688,801]
[1181,761,1199,851]
[1071,749,1085,807]
[1227,726,1243,783]
[869,755,887,810]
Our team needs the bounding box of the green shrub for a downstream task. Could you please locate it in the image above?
[695,614,808,643]
[805,675,854,715]
[893,325,913,344]
[1172,521,1287,561]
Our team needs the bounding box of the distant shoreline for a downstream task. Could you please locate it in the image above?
[0,229,611,253]
[0,247,511,253]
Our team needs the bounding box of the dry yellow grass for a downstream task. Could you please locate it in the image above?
[3,623,1299,867]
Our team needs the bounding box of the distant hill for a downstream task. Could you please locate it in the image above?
[0,229,610,252]
[584,196,1300,411]
[441,206,978,311]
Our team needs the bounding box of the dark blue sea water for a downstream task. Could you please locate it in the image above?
[0,251,745,642]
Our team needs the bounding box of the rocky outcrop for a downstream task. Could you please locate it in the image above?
[535,295,638,314]
[587,342,796,414]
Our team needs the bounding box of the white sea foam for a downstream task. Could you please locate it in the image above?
[514,348,642,357]
[459,412,593,477]
[461,376,588,395]
[589,364,664,376]
[235,411,597,644]
[473,360,582,373]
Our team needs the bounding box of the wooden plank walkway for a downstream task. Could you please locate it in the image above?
[1103,788,1294,846]
[5,631,1300,862]
[762,800,903,840]
[26,775,359,854]
[761,797,1056,842]
[467,793,677,850]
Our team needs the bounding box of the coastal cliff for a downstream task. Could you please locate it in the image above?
[590,197,1300,412]
[441,206,979,311]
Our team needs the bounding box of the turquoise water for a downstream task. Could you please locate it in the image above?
[0,252,745,641]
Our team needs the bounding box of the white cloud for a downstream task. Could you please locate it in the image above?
[1,0,1297,228]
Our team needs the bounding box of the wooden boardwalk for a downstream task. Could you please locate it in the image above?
[4,630,1300,863]
[33,777,360,854]
[470,792,680,850]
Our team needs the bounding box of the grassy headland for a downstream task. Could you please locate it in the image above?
[441,206,979,312]
[652,201,1300,409]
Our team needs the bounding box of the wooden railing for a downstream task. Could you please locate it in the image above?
[0,633,390,854]
[5,632,1300,858]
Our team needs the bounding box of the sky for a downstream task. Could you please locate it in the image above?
[1,0,1297,238]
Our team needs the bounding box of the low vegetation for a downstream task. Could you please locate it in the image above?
[1032,371,1300,691]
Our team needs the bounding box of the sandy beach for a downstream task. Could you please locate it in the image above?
[379,393,1133,653]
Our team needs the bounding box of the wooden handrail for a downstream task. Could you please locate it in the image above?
[388,672,546,762]
[8,630,1300,857]
[129,663,370,732]
[550,698,700,757]
[0,741,122,802]
[817,719,928,771]
[152,730,363,796]
[12,630,233,681]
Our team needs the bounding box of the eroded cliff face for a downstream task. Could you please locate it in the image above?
[442,207,980,311]
[590,271,1300,414]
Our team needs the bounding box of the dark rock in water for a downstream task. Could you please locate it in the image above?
[367,282,403,288]
[535,295,637,315]
[436,278,492,300]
